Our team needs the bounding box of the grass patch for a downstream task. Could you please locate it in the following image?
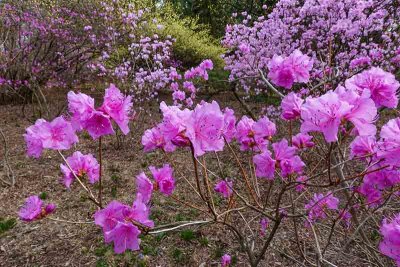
[0,218,17,235]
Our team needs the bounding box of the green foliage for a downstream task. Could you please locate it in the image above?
[0,218,16,235]
[39,192,48,200]
[154,5,225,69]
[180,229,196,241]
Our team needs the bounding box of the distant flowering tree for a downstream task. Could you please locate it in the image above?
[222,0,399,95]
[0,0,214,115]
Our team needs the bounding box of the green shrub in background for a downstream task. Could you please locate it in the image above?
[154,5,226,70]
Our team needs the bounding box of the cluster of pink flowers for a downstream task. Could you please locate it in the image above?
[214,179,233,198]
[170,60,214,107]
[94,194,154,254]
[142,101,230,157]
[222,0,399,93]
[235,116,276,151]
[379,213,400,266]
[25,84,132,158]
[24,117,78,158]
[267,50,313,89]
[68,84,133,139]
[305,192,339,224]
[60,151,100,188]
[19,195,56,222]
[253,139,305,179]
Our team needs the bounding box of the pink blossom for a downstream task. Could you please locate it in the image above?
[186,101,225,157]
[200,59,213,70]
[260,218,269,236]
[214,179,233,198]
[335,86,377,136]
[379,213,400,266]
[100,84,133,135]
[67,91,95,130]
[94,194,154,254]
[19,195,56,222]
[236,116,274,151]
[286,49,313,83]
[222,108,237,142]
[305,192,339,224]
[83,111,114,139]
[350,136,376,159]
[60,151,100,188]
[272,139,305,177]
[149,164,175,196]
[377,118,400,167]
[24,119,47,158]
[292,133,314,149]
[281,92,303,120]
[267,55,295,89]
[221,254,232,267]
[136,172,153,203]
[345,67,399,108]
[253,116,276,142]
[253,150,276,180]
[301,91,352,142]
[268,50,313,89]
[141,125,176,152]
[239,43,250,54]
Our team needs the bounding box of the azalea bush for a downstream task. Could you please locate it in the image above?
[0,0,214,113]
[222,0,400,94]
[19,58,400,266]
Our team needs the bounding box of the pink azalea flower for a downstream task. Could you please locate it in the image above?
[214,179,233,198]
[267,55,295,89]
[105,221,141,254]
[335,86,377,136]
[141,125,176,153]
[292,133,314,149]
[221,254,232,267]
[19,195,56,222]
[136,172,153,203]
[253,150,276,180]
[272,139,305,177]
[83,111,114,139]
[350,136,376,159]
[260,217,269,236]
[159,101,192,146]
[94,194,154,254]
[60,151,100,188]
[67,91,95,130]
[268,50,313,89]
[286,49,313,83]
[200,59,214,70]
[301,91,352,142]
[186,101,225,157]
[377,118,400,167]
[305,192,339,224]
[42,116,78,150]
[379,213,400,266]
[236,116,258,150]
[236,116,275,151]
[100,84,133,135]
[149,164,175,196]
[24,119,47,158]
[281,92,304,120]
[222,108,237,142]
[345,67,399,108]
[253,116,276,142]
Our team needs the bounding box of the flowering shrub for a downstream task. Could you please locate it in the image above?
[222,0,399,94]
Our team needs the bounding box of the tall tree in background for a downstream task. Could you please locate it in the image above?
[163,0,278,37]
